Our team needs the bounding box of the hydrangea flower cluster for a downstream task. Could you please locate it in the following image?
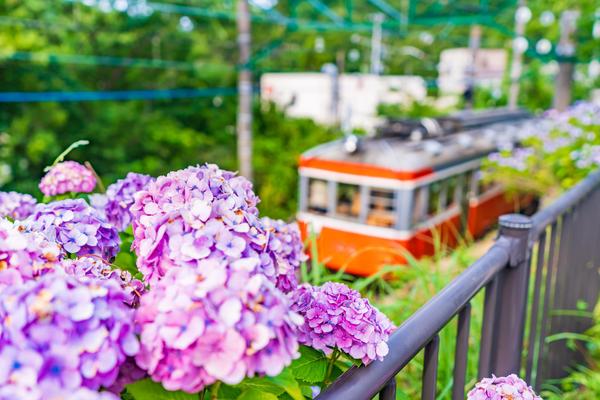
[0,218,61,289]
[467,374,542,400]
[39,161,97,196]
[0,191,37,220]
[135,265,302,393]
[262,217,306,293]
[0,272,139,396]
[131,164,292,287]
[290,282,394,364]
[90,172,154,232]
[24,199,120,260]
[61,257,146,308]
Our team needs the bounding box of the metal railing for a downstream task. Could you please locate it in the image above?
[317,170,600,400]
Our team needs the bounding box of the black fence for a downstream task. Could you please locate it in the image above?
[317,170,600,400]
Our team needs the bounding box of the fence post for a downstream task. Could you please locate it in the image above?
[491,214,533,376]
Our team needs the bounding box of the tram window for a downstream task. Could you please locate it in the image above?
[412,187,426,226]
[308,178,328,214]
[367,188,395,227]
[427,181,442,217]
[336,183,361,219]
[445,176,458,208]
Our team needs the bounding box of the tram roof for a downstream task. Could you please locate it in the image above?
[300,117,537,180]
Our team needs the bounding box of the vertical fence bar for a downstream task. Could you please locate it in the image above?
[379,378,396,400]
[422,335,440,400]
[491,214,532,376]
[452,303,471,400]
[534,220,560,389]
[478,277,498,379]
[525,230,547,382]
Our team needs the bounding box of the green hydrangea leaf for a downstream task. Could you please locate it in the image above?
[289,345,328,383]
[125,378,197,400]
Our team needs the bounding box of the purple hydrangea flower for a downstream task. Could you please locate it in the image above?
[0,218,62,289]
[0,272,139,395]
[262,217,307,293]
[290,282,394,365]
[0,191,37,220]
[61,257,146,308]
[91,173,154,232]
[130,164,293,288]
[135,265,302,393]
[467,374,541,400]
[24,199,121,260]
[39,161,97,196]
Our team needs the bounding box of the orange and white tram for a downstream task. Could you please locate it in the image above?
[296,109,537,276]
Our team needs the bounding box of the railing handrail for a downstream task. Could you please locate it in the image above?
[316,243,511,399]
[531,170,600,237]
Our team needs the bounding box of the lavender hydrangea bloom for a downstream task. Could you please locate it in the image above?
[39,161,97,196]
[262,217,307,293]
[91,173,154,232]
[135,265,302,393]
[61,257,146,308]
[0,191,37,220]
[467,374,542,400]
[290,282,394,365]
[0,272,139,395]
[0,218,61,289]
[24,199,120,260]
[130,164,290,286]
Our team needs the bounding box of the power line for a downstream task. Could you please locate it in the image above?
[0,50,230,71]
[0,87,238,102]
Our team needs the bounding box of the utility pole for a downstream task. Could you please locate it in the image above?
[508,2,531,109]
[554,10,579,111]
[465,24,482,109]
[370,13,384,75]
[236,0,253,180]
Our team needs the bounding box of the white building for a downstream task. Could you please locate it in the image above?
[260,73,427,132]
[437,48,507,95]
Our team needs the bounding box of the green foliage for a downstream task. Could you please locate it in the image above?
[126,379,197,400]
[483,111,600,196]
[542,302,600,399]
[377,100,451,119]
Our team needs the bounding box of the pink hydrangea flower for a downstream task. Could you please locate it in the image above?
[135,265,302,393]
[61,257,146,308]
[130,164,300,291]
[290,282,394,364]
[39,161,96,196]
[90,172,154,232]
[262,217,307,293]
[467,374,542,400]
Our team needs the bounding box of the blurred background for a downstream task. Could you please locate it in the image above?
[1,0,599,219]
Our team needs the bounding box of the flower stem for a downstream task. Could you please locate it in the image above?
[210,382,221,399]
[199,389,206,400]
[325,349,341,385]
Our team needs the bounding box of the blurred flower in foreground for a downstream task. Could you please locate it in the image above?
[290,282,394,364]
[0,218,61,289]
[0,273,138,397]
[467,374,542,400]
[0,191,37,220]
[24,199,121,261]
[39,161,96,196]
